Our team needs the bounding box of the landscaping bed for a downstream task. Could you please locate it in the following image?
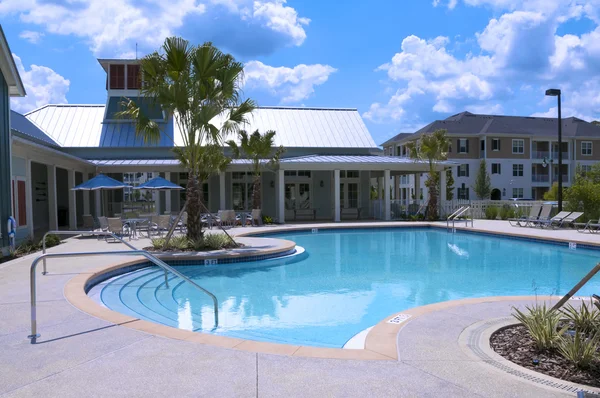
[491,323,600,388]
[143,234,240,253]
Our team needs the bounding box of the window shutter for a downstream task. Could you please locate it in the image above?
[457,139,460,152]
[466,164,470,177]
[18,181,26,226]
[466,139,469,153]
[498,139,501,151]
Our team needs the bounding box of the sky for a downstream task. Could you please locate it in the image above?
[2,0,600,146]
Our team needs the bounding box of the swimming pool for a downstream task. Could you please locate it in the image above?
[91,228,600,348]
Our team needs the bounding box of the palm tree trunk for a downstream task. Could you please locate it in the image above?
[252,174,261,209]
[186,172,203,241]
[426,172,439,220]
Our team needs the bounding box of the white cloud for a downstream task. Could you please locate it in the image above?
[244,61,336,103]
[19,30,44,44]
[10,54,70,113]
[1,0,309,57]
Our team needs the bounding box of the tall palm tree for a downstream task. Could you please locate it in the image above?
[117,37,255,240]
[227,130,285,209]
[405,129,449,220]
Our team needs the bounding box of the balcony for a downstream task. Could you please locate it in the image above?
[532,151,549,160]
[532,174,549,183]
[551,151,569,160]
[552,174,569,183]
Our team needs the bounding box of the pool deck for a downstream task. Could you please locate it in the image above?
[1,220,599,397]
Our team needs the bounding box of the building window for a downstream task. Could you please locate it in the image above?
[579,164,592,176]
[492,138,501,151]
[127,64,141,89]
[512,139,524,154]
[581,141,592,156]
[458,164,469,177]
[109,64,125,89]
[513,164,524,177]
[458,139,468,154]
[457,184,469,200]
[298,170,312,178]
[512,188,524,199]
[491,163,501,175]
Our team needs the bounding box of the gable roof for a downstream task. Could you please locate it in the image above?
[384,112,600,145]
[26,105,377,149]
[0,25,25,96]
[10,110,59,147]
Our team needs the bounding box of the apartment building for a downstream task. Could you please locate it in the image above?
[382,111,600,201]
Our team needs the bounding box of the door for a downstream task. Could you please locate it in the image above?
[285,183,311,219]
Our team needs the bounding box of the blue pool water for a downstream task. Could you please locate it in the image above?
[95,228,600,348]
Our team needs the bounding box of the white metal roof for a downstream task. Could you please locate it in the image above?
[26,105,377,149]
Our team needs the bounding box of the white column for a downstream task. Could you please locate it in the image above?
[277,169,285,223]
[25,159,33,239]
[95,190,102,217]
[67,170,77,230]
[219,172,226,210]
[334,169,340,222]
[82,173,90,215]
[47,165,58,231]
[165,172,172,214]
[394,176,399,200]
[384,169,391,221]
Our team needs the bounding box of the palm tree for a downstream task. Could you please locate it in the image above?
[117,37,255,240]
[405,129,449,220]
[227,130,285,209]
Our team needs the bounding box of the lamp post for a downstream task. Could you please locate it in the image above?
[545,88,562,212]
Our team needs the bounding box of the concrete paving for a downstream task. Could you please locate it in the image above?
[1,221,595,397]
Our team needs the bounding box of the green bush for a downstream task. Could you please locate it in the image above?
[560,300,600,335]
[202,233,236,250]
[485,206,499,220]
[262,215,274,224]
[13,240,38,256]
[513,303,566,350]
[151,236,191,250]
[499,205,515,220]
[43,234,61,248]
[557,330,599,369]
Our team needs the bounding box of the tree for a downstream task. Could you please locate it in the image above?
[227,130,285,209]
[473,159,492,199]
[592,120,600,126]
[446,168,455,200]
[117,37,255,241]
[543,182,567,201]
[405,129,449,220]
[565,164,600,221]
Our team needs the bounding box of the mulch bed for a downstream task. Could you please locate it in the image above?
[490,324,600,388]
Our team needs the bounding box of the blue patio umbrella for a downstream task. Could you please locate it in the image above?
[71,174,131,217]
[133,176,183,190]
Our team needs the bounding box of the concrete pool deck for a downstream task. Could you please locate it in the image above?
[1,220,599,397]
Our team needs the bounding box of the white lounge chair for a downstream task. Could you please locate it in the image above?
[508,204,541,227]
[535,211,572,229]
[575,217,600,233]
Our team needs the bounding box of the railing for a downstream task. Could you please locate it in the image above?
[552,151,569,160]
[552,174,569,183]
[532,150,550,159]
[447,205,473,231]
[551,263,600,311]
[532,174,550,183]
[34,232,219,342]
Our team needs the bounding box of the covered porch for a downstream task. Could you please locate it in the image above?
[92,156,453,223]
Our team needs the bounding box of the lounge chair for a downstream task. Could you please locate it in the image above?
[575,217,600,233]
[593,294,599,310]
[535,211,571,228]
[82,214,95,231]
[251,209,262,226]
[528,204,553,227]
[539,212,583,229]
[97,216,110,239]
[106,217,130,241]
[508,204,541,227]
[149,215,171,237]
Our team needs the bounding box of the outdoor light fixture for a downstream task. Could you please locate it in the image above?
[320,180,324,188]
[270,180,274,188]
[545,88,563,211]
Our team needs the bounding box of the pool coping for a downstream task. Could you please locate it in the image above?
[64,222,600,361]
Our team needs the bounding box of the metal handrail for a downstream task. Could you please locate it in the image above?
[42,231,169,287]
[446,206,466,229]
[551,263,600,311]
[448,206,474,230]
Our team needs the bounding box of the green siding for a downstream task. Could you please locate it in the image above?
[0,71,11,248]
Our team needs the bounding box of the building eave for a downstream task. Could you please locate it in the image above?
[0,26,25,97]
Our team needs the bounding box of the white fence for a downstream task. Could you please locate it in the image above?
[370,199,547,220]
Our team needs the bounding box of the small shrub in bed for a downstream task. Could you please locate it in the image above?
[557,330,599,369]
[485,206,499,220]
[499,205,515,220]
[43,234,61,248]
[560,300,600,335]
[202,233,236,250]
[512,303,566,350]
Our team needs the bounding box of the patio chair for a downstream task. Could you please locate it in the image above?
[106,217,130,241]
[528,204,553,227]
[508,204,541,227]
[82,214,95,231]
[97,216,110,240]
[202,213,220,229]
[574,217,600,233]
[535,211,572,229]
[177,212,188,233]
[554,212,583,228]
[149,215,172,237]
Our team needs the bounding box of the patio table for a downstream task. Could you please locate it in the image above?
[124,218,150,240]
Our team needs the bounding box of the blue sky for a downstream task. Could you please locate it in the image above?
[2,0,600,145]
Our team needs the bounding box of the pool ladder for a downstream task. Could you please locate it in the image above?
[446,206,474,232]
[28,230,219,343]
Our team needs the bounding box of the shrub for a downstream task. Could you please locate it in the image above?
[151,237,167,250]
[557,330,599,369]
[499,205,515,220]
[262,215,274,225]
[513,303,566,350]
[560,300,600,335]
[12,240,38,257]
[202,233,236,250]
[485,206,499,220]
[43,234,61,248]
[151,236,191,250]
